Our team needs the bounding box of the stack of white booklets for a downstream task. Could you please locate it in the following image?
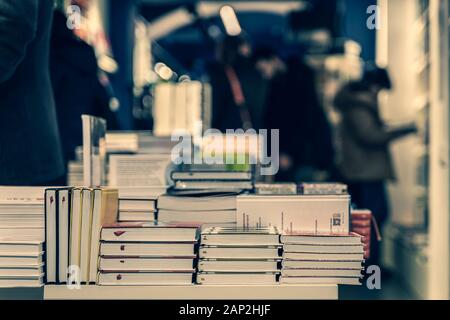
[0,187,46,240]
[280,232,365,285]
[45,188,118,285]
[157,194,237,228]
[0,187,47,287]
[0,238,45,288]
[197,227,281,285]
[98,222,199,285]
[118,187,166,222]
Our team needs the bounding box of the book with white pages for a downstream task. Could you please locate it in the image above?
[99,257,195,272]
[118,186,167,200]
[98,271,194,286]
[0,275,45,288]
[280,276,361,285]
[101,222,199,242]
[58,188,72,283]
[175,180,253,191]
[157,194,236,211]
[44,189,57,283]
[199,246,281,260]
[0,216,44,228]
[157,209,236,224]
[201,227,280,246]
[69,189,83,273]
[118,211,155,222]
[0,187,46,204]
[100,242,197,257]
[79,189,93,283]
[283,244,364,254]
[281,232,363,245]
[0,228,44,239]
[198,260,280,272]
[0,265,44,277]
[119,199,156,212]
[282,269,363,278]
[283,252,364,261]
[197,273,278,285]
[0,255,44,267]
[0,239,44,256]
[282,260,364,269]
[171,171,252,181]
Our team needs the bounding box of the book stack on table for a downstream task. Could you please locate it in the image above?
[197,226,282,285]
[117,187,166,222]
[280,233,365,285]
[98,222,200,285]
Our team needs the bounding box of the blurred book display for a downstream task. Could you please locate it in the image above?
[280,233,365,285]
[197,227,281,285]
[98,222,199,285]
[298,183,348,195]
[153,81,211,137]
[82,115,107,187]
[117,187,166,222]
[254,183,297,195]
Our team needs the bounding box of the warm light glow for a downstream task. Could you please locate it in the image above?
[219,5,242,36]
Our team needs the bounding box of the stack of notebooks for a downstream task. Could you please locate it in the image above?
[280,233,365,285]
[171,165,253,193]
[0,187,46,240]
[0,238,45,287]
[197,227,282,285]
[118,187,166,222]
[157,193,237,228]
[45,187,118,285]
[98,222,199,285]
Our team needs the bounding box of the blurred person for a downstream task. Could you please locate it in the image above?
[254,46,335,182]
[208,35,267,131]
[334,65,417,266]
[50,1,118,172]
[0,0,65,186]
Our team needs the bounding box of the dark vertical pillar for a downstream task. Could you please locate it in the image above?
[341,0,377,61]
[106,0,136,130]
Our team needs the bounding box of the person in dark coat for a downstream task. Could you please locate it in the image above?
[50,7,118,166]
[334,65,417,265]
[0,0,65,186]
[254,47,335,182]
[207,35,267,131]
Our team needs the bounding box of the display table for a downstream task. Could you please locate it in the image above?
[44,284,338,300]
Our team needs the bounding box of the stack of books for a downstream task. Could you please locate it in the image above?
[0,238,45,287]
[0,187,46,240]
[45,187,118,285]
[351,209,372,259]
[98,222,199,285]
[280,233,365,285]
[197,227,282,285]
[171,168,253,193]
[157,193,237,228]
[254,183,297,195]
[117,187,167,222]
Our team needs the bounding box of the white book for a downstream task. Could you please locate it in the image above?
[58,189,71,283]
[0,255,43,267]
[99,257,195,272]
[175,180,253,191]
[282,269,363,278]
[100,222,199,242]
[153,83,174,137]
[119,199,156,212]
[197,273,278,285]
[118,211,155,222]
[198,260,280,272]
[69,189,83,272]
[199,247,281,260]
[157,194,236,211]
[237,195,350,233]
[0,266,44,277]
[0,240,43,256]
[172,171,252,181]
[0,187,46,204]
[282,260,364,269]
[280,276,361,285]
[0,228,44,240]
[158,209,236,224]
[0,275,44,288]
[45,189,57,283]
[283,244,364,254]
[98,272,194,286]
[79,189,93,283]
[281,233,362,245]
[118,186,167,200]
[201,227,280,246]
[283,252,364,261]
[100,242,196,257]
[0,216,44,228]
[0,205,44,215]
